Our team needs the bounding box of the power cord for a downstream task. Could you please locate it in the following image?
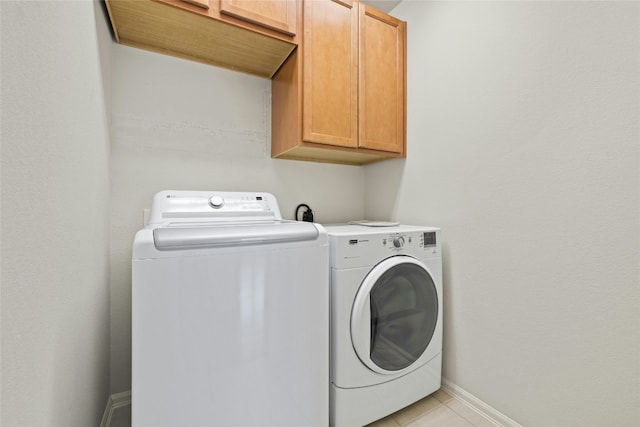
[295,204,314,222]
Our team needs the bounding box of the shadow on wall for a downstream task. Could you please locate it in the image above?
[364,158,406,221]
[270,158,369,223]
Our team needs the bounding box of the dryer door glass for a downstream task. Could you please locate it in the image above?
[369,263,438,371]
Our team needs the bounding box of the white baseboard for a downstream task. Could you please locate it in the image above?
[100,390,131,427]
[441,378,522,427]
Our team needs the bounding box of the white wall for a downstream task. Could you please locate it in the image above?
[366,1,640,425]
[109,45,366,393]
[1,1,112,425]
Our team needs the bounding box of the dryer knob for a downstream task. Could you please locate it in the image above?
[208,195,225,209]
[393,236,405,248]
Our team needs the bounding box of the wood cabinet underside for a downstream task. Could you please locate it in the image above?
[105,0,297,78]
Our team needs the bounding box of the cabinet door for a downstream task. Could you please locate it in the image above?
[220,0,296,36]
[358,5,405,153]
[179,0,210,9]
[303,0,358,148]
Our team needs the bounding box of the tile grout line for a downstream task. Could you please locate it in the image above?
[392,399,445,427]
[398,404,442,427]
[395,390,456,426]
[445,397,498,426]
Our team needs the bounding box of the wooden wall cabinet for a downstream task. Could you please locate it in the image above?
[220,0,297,36]
[105,0,298,78]
[272,0,406,165]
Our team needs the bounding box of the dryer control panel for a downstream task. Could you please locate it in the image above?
[325,224,441,269]
[380,231,437,251]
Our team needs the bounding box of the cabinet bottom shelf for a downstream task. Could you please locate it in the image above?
[271,145,403,166]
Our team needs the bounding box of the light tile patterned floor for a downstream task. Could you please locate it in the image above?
[111,388,498,427]
[366,389,499,427]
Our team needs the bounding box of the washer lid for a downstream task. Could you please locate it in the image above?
[351,256,439,375]
[153,221,319,250]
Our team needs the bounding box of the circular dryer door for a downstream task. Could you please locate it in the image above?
[351,256,439,375]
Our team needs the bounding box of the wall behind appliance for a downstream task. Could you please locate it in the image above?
[109,44,365,393]
[365,1,640,425]
[1,1,112,425]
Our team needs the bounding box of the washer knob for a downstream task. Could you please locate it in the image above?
[393,236,405,248]
[208,195,225,209]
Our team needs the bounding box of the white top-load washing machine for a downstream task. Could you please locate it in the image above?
[324,224,442,427]
[132,191,329,427]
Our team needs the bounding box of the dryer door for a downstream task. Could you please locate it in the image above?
[351,256,438,375]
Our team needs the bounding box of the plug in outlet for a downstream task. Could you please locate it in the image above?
[295,204,314,223]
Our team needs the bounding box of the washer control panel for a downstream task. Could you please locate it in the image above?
[148,190,281,225]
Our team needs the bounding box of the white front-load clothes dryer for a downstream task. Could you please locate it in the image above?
[324,224,442,427]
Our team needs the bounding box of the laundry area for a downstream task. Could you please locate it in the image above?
[1,1,639,427]
[130,190,445,426]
